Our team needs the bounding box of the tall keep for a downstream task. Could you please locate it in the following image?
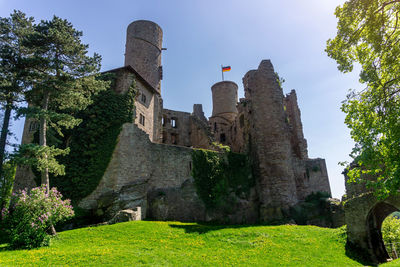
[125,20,163,93]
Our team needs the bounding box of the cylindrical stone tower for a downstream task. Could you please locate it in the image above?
[125,20,163,92]
[211,81,238,121]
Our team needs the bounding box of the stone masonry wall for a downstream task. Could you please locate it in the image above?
[243,60,298,221]
[79,122,195,219]
[284,90,308,159]
[304,158,331,197]
[125,20,163,92]
[13,115,38,192]
[162,109,191,146]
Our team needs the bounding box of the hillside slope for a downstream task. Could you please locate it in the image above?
[0,221,365,266]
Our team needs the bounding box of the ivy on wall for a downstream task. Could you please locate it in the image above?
[191,148,253,209]
[33,73,136,203]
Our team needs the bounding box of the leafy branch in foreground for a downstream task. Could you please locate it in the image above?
[326,0,400,199]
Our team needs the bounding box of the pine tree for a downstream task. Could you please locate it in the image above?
[18,16,109,193]
[0,10,34,180]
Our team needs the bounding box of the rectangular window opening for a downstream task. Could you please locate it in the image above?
[139,113,145,126]
[171,118,177,128]
[171,133,179,145]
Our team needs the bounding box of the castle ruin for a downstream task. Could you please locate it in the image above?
[14,20,332,223]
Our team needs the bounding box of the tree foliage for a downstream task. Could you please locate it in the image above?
[0,10,34,179]
[16,15,109,192]
[382,214,400,258]
[0,161,16,213]
[326,0,400,199]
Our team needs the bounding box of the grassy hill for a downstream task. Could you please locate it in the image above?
[0,221,380,266]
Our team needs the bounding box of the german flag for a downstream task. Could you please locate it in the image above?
[222,66,231,72]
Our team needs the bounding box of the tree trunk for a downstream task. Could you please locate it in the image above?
[39,91,56,235]
[0,102,12,179]
[39,92,50,192]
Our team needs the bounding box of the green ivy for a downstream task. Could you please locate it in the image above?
[54,75,135,202]
[191,149,253,210]
[30,73,136,203]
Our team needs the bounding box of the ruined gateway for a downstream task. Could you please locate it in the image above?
[14,20,332,224]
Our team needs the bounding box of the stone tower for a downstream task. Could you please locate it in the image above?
[125,20,163,92]
[243,60,298,221]
[209,81,238,144]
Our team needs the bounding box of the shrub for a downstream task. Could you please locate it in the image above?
[1,186,74,249]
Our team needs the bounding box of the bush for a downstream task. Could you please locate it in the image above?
[1,186,74,249]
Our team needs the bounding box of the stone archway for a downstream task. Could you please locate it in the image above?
[366,202,398,262]
[345,193,400,264]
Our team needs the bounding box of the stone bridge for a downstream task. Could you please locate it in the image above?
[345,192,400,263]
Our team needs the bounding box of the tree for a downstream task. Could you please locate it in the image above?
[382,214,400,258]
[17,16,108,193]
[0,10,34,180]
[0,161,16,213]
[326,0,400,199]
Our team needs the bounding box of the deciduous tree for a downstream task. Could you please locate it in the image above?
[326,0,400,199]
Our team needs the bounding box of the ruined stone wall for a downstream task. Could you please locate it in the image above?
[78,121,258,223]
[78,122,195,219]
[192,104,207,124]
[284,90,308,159]
[161,105,213,149]
[303,158,331,197]
[209,116,235,145]
[162,109,191,146]
[189,115,214,149]
[243,60,298,221]
[230,98,251,153]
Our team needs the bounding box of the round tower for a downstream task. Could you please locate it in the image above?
[211,81,238,121]
[125,20,163,92]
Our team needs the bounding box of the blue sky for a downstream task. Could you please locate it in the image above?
[0,0,362,198]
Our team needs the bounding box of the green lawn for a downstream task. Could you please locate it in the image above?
[383,259,400,266]
[0,221,366,266]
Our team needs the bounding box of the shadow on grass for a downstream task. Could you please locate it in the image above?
[168,222,257,234]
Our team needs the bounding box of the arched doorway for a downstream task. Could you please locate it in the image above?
[367,202,399,262]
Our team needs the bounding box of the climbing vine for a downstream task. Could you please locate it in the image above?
[32,73,136,202]
[191,148,253,209]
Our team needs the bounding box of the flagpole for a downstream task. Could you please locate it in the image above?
[221,65,224,81]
